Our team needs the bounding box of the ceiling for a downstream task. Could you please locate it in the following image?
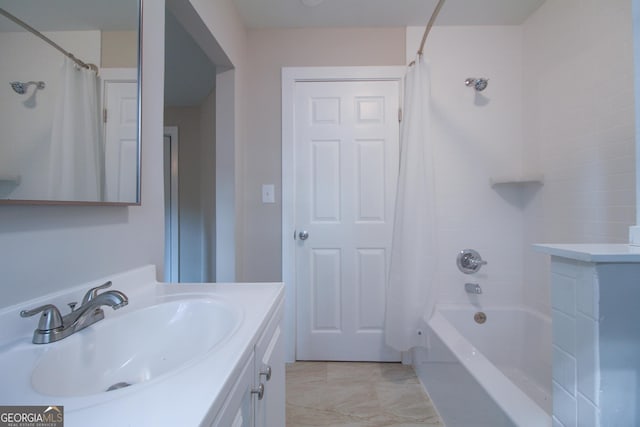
[1,0,547,32]
[232,0,547,29]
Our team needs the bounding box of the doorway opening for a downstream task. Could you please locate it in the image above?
[163,2,236,282]
[282,67,406,362]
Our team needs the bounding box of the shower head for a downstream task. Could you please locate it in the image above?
[10,80,45,95]
[10,82,25,94]
[465,78,488,92]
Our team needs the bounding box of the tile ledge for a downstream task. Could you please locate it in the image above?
[533,244,640,263]
[629,226,640,246]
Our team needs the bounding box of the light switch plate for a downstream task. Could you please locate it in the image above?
[262,184,275,204]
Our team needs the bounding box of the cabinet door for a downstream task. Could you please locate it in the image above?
[255,324,285,427]
[210,354,255,427]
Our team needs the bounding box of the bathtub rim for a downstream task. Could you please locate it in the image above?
[425,304,551,427]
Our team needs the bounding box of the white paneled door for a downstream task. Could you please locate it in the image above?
[103,76,138,202]
[295,79,401,361]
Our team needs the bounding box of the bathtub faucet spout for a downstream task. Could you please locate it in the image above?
[465,283,482,294]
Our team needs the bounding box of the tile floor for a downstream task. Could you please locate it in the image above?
[286,361,444,427]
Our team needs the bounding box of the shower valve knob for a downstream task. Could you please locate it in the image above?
[457,249,487,274]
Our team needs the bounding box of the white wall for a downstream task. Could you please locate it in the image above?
[0,31,100,200]
[406,26,527,307]
[522,0,636,314]
[165,0,238,280]
[101,31,138,69]
[0,2,165,309]
[200,89,216,282]
[215,69,236,281]
[182,0,248,281]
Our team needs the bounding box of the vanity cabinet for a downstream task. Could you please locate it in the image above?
[0,265,285,427]
[210,354,255,427]
[254,304,285,427]
[210,300,285,427]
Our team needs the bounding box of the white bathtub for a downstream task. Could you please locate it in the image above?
[412,305,552,427]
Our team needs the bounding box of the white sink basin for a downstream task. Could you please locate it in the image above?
[30,298,240,397]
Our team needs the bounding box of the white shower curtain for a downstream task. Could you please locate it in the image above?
[384,56,438,352]
[49,57,104,201]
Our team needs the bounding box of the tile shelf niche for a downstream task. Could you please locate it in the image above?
[489,173,544,187]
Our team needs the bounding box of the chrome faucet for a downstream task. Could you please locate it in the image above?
[20,281,128,344]
[465,283,482,294]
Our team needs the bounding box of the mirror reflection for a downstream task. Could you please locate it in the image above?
[0,0,140,204]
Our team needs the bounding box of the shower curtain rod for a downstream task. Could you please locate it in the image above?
[410,0,446,65]
[0,7,97,72]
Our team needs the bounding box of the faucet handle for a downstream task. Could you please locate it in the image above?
[20,304,63,331]
[457,249,487,274]
[81,281,112,305]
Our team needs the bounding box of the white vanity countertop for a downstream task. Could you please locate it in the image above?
[533,243,640,263]
[0,265,284,427]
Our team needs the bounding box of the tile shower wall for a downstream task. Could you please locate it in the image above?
[410,0,635,315]
[550,258,600,427]
[549,256,640,426]
[522,0,636,315]
[406,26,527,306]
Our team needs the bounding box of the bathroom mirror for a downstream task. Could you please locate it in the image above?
[0,0,141,205]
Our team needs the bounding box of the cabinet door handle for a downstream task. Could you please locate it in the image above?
[251,383,265,400]
[259,366,272,381]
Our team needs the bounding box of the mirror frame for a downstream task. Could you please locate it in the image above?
[0,0,143,206]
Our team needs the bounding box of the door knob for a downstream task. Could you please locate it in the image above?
[298,230,309,240]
